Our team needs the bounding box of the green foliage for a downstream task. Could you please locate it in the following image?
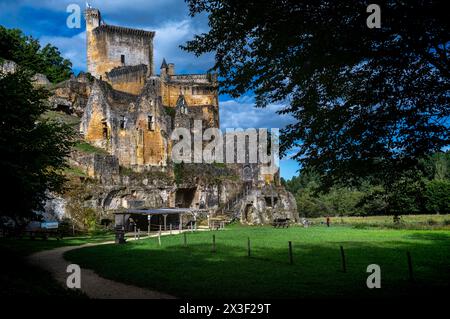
[65,181,101,234]
[173,162,185,185]
[0,25,72,83]
[288,152,450,217]
[183,0,449,184]
[425,180,450,214]
[0,68,75,223]
[164,106,176,117]
[74,141,108,155]
[388,171,425,215]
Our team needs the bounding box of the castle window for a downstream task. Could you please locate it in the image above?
[121,55,125,64]
[148,115,154,131]
[120,116,126,130]
[102,120,108,139]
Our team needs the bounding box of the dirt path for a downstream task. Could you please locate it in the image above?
[27,239,176,299]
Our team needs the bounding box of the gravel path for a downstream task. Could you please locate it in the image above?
[27,239,176,299]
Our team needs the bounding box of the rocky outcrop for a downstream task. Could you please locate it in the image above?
[1,59,50,86]
[49,73,92,116]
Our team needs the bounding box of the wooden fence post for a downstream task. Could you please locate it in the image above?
[247,237,251,257]
[158,225,161,246]
[407,251,414,282]
[289,241,293,265]
[340,246,346,273]
[170,224,172,235]
[212,234,216,253]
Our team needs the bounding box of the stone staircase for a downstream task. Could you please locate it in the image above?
[215,184,254,222]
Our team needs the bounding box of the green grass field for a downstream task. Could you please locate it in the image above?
[65,225,450,299]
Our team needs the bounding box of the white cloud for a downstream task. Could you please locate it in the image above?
[151,19,214,74]
[219,96,295,130]
[39,31,86,72]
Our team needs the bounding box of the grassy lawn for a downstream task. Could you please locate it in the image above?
[65,225,450,299]
[0,234,113,297]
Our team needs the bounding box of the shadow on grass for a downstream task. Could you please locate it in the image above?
[405,232,450,241]
[65,236,450,299]
[0,246,86,297]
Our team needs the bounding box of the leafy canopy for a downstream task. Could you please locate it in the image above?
[0,69,75,223]
[183,0,450,184]
[0,25,72,83]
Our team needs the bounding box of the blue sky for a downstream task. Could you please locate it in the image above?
[0,0,300,179]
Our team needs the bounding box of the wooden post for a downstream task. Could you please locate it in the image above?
[138,228,140,240]
[247,237,251,257]
[340,246,346,273]
[170,224,172,235]
[156,225,160,246]
[163,214,168,231]
[407,251,414,282]
[134,225,137,240]
[183,232,187,247]
[190,224,193,233]
[212,234,216,253]
[288,241,293,265]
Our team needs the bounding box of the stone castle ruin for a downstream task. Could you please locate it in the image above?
[44,7,298,226]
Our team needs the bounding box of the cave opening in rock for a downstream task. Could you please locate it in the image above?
[55,104,71,114]
[175,188,196,208]
[244,204,253,222]
[264,196,278,207]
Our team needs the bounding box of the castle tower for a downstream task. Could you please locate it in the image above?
[85,8,101,77]
[84,7,155,82]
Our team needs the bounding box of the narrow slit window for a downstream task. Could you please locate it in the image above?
[120,116,126,130]
[121,54,125,64]
[102,121,108,139]
[148,115,154,131]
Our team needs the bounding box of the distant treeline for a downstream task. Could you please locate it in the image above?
[282,152,450,217]
[0,25,72,83]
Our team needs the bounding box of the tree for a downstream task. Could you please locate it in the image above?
[425,179,450,214]
[0,26,72,83]
[0,68,74,225]
[183,0,450,185]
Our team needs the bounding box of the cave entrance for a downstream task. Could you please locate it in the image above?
[264,196,278,207]
[244,204,253,223]
[175,188,196,208]
[55,104,72,114]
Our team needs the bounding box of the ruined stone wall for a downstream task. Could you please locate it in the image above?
[50,74,92,116]
[80,78,171,169]
[70,150,120,184]
[161,81,218,107]
[106,65,147,95]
